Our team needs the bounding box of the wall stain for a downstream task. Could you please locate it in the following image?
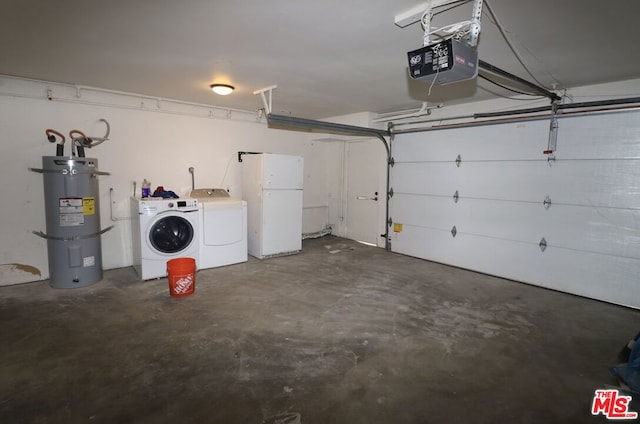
[0,263,43,285]
[10,263,42,276]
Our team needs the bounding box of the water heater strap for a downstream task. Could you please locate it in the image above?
[29,168,110,176]
[32,225,114,241]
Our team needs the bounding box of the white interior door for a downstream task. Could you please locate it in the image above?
[345,138,386,246]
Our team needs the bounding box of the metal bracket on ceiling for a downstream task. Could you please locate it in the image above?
[394,0,484,47]
[253,85,278,115]
[469,0,484,48]
[422,9,433,46]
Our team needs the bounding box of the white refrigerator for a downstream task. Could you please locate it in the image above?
[242,153,304,259]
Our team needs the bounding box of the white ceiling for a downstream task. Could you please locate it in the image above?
[2,0,640,119]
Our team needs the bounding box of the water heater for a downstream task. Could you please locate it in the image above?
[32,157,111,288]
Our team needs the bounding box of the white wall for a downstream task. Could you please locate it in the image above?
[0,77,341,284]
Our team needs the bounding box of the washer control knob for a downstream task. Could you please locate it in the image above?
[168,202,174,208]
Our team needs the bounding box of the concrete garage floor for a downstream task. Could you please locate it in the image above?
[1,236,639,423]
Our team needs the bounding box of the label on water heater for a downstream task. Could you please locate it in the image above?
[83,256,95,267]
[59,197,85,227]
[83,197,95,215]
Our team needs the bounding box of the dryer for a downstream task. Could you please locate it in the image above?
[189,189,247,269]
[131,197,199,280]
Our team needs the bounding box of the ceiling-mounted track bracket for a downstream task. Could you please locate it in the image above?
[253,85,278,115]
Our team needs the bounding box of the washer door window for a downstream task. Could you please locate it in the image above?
[149,215,194,254]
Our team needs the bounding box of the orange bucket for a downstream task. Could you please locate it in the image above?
[167,257,196,297]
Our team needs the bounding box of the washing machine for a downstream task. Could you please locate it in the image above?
[131,197,200,280]
[189,189,247,269]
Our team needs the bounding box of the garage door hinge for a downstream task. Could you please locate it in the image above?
[453,190,459,203]
[387,217,393,227]
[451,226,457,238]
[389,157,395,167]
[388,188,394,199]
[546,154,556,166]
[455,154,462,167]
[543,196,552,209]
[539,237,547,252]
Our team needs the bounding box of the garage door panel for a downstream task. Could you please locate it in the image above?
[392,111,640,163]
[537,206,640,259]
[393,161,551,202]
[392,120,549,162]
[557,111,640,159]
[391,194,640,260]
[390,194,464,232]
[546,159,640,208]
[391,225,640,308]
[392,159,640,209]
[391,162,462,196]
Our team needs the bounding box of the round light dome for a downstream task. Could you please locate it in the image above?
[210,84,234,95]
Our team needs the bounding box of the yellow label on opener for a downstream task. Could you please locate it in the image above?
[83,197,95,215]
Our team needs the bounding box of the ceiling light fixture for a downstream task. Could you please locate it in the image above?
[210,83,234,95]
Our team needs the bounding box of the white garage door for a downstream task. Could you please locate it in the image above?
[390,109,640,308]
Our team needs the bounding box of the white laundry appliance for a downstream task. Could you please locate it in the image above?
[241,153,303,259]
[131,197,199,280]
[189,188,247,269]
